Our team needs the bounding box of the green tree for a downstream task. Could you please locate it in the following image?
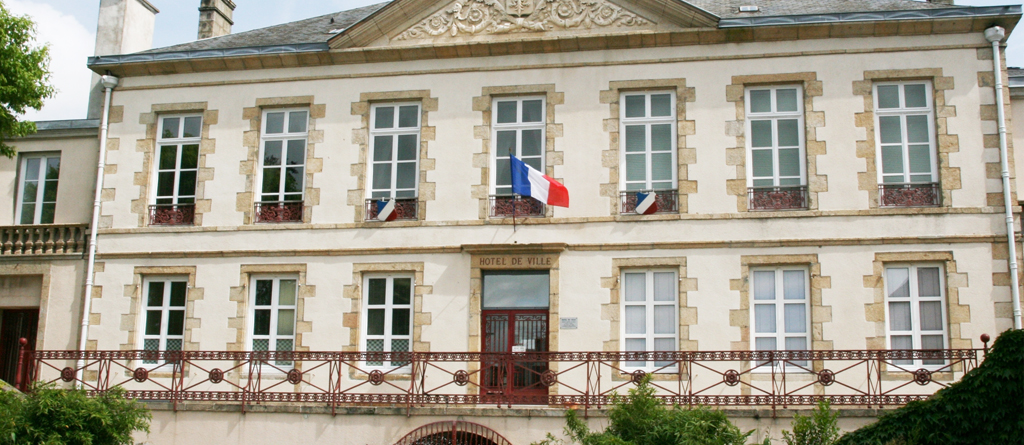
[782,400,840,445]
[534,376,754,445]
[0,0,54,158]
[0,384,151,445]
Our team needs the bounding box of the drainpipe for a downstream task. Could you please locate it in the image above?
[77,74,118,386]
[985,26,1023,330]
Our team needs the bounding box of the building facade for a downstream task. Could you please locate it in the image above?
[6,0,1024,443]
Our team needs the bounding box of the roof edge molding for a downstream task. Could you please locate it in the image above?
[327,0,720,49]
[719,5,1021,28]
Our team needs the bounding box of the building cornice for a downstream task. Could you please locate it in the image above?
[87,6,1020,78]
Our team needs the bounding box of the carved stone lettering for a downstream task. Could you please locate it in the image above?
[395,0,651,41]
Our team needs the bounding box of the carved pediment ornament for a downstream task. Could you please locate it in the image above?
[395,0,652,41]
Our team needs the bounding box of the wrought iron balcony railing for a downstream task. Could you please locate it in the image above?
[490,195,545,218]
[254,201,303,223]
[748,186,808,211]
[149,204,195,226]
[0,224,88,256]
[879,182,940,208]
[16,343,985,413]
[620,190,678,214]
[364,198,418,221]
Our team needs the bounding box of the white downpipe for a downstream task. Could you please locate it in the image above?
[985,26,1023,330]
[77,75,118,386]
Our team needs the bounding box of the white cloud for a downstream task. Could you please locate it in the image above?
[7,0,95,121]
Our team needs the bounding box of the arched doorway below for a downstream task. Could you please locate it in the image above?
[394,421,514,445]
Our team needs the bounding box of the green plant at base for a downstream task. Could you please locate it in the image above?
[0,384,151,445]
[533,376,753,445]
[782,400,839,445]
[836,329,1024,445]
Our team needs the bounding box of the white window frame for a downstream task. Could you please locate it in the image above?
[138,276,188,367]
[15,153,60,225]
[257,108,308,204]
[368,102,421,200]
[490,96,546,196]
[750,266,811,372]
[152,114,202,206]
[620,269,679,372]
[873,81,938,185]
[361,274,414,371]
[248,275,298,368]
[618,91,678,192]
[744,85,806,189]
[883,263,948,369]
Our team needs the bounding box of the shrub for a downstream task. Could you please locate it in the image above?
[782,400,839,445]
[835,329,1024,445]
[533,376,753,445]
[0,384,151,445]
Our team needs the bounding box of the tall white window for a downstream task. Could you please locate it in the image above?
[874,82,937,185]
[250,276,298,366]
[16,154,60,224]
[362,275,413,369]
[154,115,201,206]
[619,92,676,192]
[885,264,946,367]
[621,269,678,371]
[745,86,805,189]
[751,267,810,368]
[492,97,545,196]
[140,278,187,365]
[369,103,420,199]
[259,109,308,204]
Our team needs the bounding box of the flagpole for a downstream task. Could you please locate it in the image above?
[510,150,517,232]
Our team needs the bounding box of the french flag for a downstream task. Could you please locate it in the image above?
[635,191,658,215]
[510,155,569,207]
[376,199,397,221]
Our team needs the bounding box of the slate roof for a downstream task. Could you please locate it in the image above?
[139,0,966,54]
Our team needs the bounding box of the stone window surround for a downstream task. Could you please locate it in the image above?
[226,264,314,376]
[863,251,970,376]
[348,91,438,223]
[0,265,52,351]
[726,73,827,212]
[341,262,433,380]
[472,85,565,221]
[853,69,960,208]
[131,103,218,227]
[600,257,698,380]
[118,266,203,375]
[600,79,697,216]
[238,96,326,225]
[466,245,562,394]
[728,254,833,392]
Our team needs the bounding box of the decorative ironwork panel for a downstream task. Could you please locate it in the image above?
[254,201,303,223]
[620,190,679,214]
[879,183,940,207]
[364,198,418,221]
[489,196,545,218]
[748,186,808,211]
[149,204,195,226]
[395,421,513,445]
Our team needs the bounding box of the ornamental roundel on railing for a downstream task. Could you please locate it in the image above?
[60,367,76,382]
[209,368,224,384]
[913,369,933,386]
[133,367,149,383]
[817,369,835,386]
[540,370,558,387]
[453,370,470,386]
[630,370,646,385]
[286,369,303,385]
[368,370,385,386]
[723,369,741,386]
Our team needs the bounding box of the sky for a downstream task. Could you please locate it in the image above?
[6,0,1024,121]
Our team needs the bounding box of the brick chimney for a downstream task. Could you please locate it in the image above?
[87,0,158,118]
[198,0,236,40]
[927,0,954,5]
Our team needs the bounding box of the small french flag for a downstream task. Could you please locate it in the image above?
[376,199,397,222]
[510,155,569,207]
[635,191,658,215]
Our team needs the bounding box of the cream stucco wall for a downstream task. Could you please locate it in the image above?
[1,134,99,225]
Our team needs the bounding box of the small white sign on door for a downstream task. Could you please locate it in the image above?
[511,345,527,352]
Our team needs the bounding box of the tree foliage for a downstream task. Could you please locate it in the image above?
[0,0,54,157]
[782,400,840,445]
[836,329,1024,445]
[533,376,754,445]
[0,384,151,445]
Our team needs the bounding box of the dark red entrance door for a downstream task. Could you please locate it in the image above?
[481,310,548,403]
[0,309,38,390]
